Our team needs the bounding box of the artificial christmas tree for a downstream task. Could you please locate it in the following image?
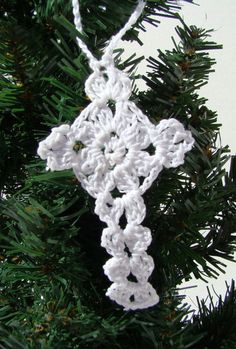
[0,1,236,348]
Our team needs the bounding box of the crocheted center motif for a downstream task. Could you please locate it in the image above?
[37,0,194,310]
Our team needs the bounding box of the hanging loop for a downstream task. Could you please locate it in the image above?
[72,0,146,71]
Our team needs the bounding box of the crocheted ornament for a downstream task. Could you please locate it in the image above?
[37,0,194,310]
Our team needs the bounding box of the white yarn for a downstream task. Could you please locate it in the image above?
[37,0,194,310]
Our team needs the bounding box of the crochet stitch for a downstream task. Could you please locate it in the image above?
[37,0,194,310]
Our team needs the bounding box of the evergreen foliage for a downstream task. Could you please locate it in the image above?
[0,0,235,348]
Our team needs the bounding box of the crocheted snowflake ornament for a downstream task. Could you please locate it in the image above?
[37,0,194,310]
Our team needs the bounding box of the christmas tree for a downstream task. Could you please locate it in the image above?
[0,0,236,348]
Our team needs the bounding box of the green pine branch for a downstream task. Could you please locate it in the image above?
[139,22,236,288]
[0,1,235,348]
[188,281,236,349]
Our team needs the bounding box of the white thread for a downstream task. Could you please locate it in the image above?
[103,1,146,63]
[72,0,145,71]
[72,0,99,69]
[37,0,194,310]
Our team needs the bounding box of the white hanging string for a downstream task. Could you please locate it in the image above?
[72,0,98,68]
[72,0,145,69]
[103,1,145,63]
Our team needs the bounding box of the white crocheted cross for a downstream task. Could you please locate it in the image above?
[37,0,194,310]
